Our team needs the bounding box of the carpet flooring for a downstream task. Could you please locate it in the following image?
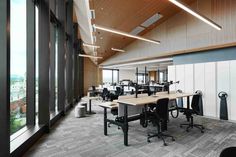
[24,100,236,157]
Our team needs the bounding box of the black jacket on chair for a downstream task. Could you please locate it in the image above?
[179,94,205,133]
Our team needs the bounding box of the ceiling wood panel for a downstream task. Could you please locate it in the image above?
[89,0,195,63]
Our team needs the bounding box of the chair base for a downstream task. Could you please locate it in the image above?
[180,123,204,133]
[147,132,175,146]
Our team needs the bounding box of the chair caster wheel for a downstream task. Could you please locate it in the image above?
[201,130,204,133]
[180,125,182,128]
[172,138,175,141]
[147,140,151,143]
[186,129,189,132]
[164,143,168,146]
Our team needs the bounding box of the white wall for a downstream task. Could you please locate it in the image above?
[168,60,236,121]
[119,69,136,82]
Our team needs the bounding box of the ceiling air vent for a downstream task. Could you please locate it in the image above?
[90,10,95,19]
[129,26,145,35]
[141,13,163,27]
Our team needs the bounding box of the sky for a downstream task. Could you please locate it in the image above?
[10,0,27,76]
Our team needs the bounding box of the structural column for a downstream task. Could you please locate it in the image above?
[0,1,10,156]
[65,0,74,106]
[57,0,66,113]
[38,0,50,130]
[26,0,36,125]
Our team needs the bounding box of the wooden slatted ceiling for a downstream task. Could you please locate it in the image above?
[89,0,196,64]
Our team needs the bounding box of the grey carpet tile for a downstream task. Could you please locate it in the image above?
[24,100,236,157]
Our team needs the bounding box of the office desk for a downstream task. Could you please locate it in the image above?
[82,96,100,114]
[103,92,195,146]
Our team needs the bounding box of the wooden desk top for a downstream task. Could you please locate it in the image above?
[117,92,195,106]
[99,102,118,109]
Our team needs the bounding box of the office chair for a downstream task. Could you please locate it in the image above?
[115,86,123,96]
[219,147,236,157]
[101,88,110,101]
[108,107,120,129]
[147,98,175,146]
[179,94,205,133]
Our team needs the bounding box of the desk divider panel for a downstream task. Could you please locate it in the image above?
[204,62,217,117]
[230,60,236,121]
[217,61,230,119]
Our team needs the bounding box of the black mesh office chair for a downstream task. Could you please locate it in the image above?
[115,86,123,96]
[147,98,175,146]
[101,88,110,101]
[180,94,205,133]
[219,147,236,157]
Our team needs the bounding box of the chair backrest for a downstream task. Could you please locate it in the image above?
[92,86,96,91]
[102,88,109,95]
[220,147,236,157]
[191,94,200,114]
[156,98,169,120]
[116,87,122,95]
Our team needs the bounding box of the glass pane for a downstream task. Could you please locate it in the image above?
[55,29,58,111]
[113,70,118,84]
[35,6,39,120]
[10,0,27,135]
[102,70,112,85]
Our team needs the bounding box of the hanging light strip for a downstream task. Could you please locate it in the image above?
[78,54,103,59]
[83,43,100,49]
[169,0,222,30]
[111,48,126,53]
[93,24,160,44]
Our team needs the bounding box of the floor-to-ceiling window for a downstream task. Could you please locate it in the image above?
[55,29,58,111]
[102,69,119,85]
[10,0,27,135]
[35,5,39,120]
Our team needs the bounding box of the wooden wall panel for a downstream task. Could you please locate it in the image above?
[230,60,236,121]
[204,62,217,117]
[216,61,230,119]
[83,58,99,95]
[102,0,236,66]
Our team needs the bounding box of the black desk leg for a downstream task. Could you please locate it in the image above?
[124,104,128,146]
[87,99,96,114]
[89,99,92,114]
[104,107,107,136]
[187,96,190,122]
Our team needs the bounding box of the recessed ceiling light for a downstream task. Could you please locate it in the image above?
[93,24,160,44]
[111,48,125,53]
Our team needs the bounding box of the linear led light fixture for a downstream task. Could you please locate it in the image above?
[78,54,103,59]
[169,0,222,30]
[111,48,126,53]
[93,24,160,44]
[83,43,100,49]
